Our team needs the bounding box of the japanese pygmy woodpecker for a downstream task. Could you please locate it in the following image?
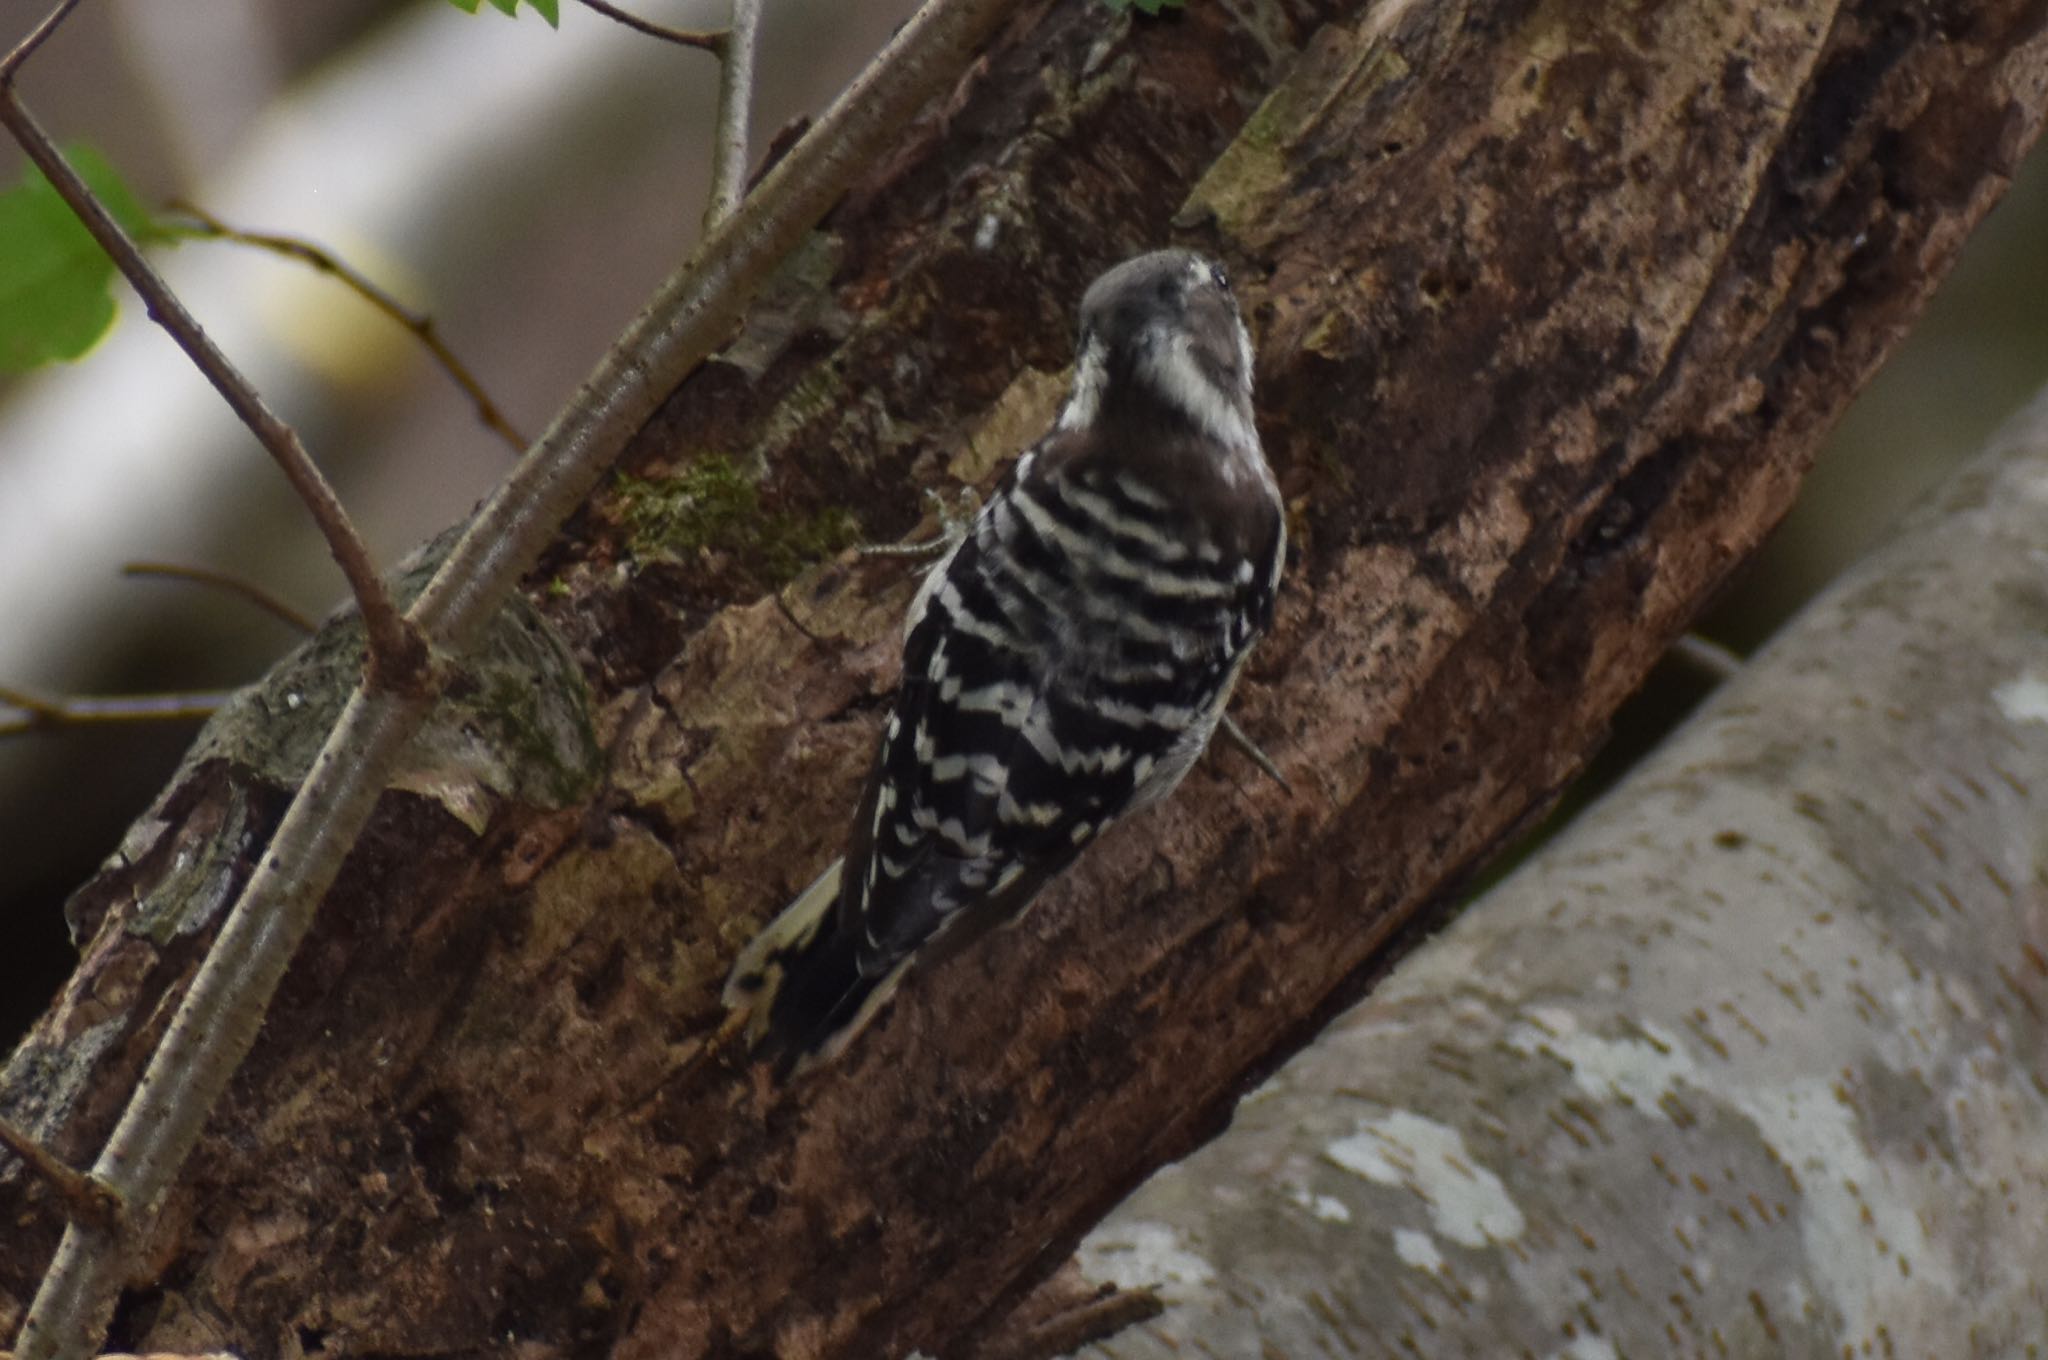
[723,249,1285,1074]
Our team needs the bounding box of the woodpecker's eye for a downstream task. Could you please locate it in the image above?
[1209,263,1230,291]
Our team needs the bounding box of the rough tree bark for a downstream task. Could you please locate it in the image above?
[3,0,2044,1356]
[1067,387,2048,1358]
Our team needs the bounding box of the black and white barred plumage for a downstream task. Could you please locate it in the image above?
[723,250,1285,1074]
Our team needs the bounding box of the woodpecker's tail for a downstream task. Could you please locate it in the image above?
[723,861,914,1077]
[723,859,843,1041]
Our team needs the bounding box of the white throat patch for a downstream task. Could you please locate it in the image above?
[1140,328,1259,455]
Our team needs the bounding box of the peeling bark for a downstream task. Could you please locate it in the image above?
[4,0,2046,1356]
[1065,385,2048,1359]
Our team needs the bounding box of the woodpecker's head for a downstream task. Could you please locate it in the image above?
[1059,250,1257,451]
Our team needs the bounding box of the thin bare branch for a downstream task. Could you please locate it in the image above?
[982,1285,1164,1360]
[121,560,316,634]
[0,1116,120,1236]
[0,52,426,695]
[0,0,85,79]
[167,202,529,455]
[0,684,227,738]
[574,0,722,52]
[1669,631,1746,684]
[11,0,1017,1352]
[704,0,762,231]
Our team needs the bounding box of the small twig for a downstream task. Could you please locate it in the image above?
[574,0,723,52]
[0,1115,122,1235]
[1668,631,1746,684]
[0,39,426,697]
[166,201,529,456]
[122,561,316,634]
[0,684,228,738]
[980,1283,1165,1360]
[770,585,828,646]
[703,0,762,231]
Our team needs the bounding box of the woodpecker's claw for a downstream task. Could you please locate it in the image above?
[858,486,980,560]
[1219,712,1291,794]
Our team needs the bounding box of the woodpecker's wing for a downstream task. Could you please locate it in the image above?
[729,421,1281,1071]
[840,422,1282,970]
[725,249,1288,1075]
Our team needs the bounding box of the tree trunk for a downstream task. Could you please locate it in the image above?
[4,0,2044,1356]
[1064,383,2048,1359]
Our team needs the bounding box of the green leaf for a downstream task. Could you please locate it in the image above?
[445,0,559,24]
[0,144,168,373]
